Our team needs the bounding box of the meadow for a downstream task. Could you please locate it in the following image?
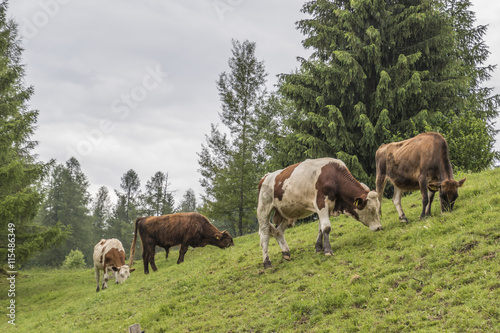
[2,168,500,332]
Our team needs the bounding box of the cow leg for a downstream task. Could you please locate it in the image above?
[315,224,323,253]
[392,186,408,222]
[257,195,274,269]
[142,247,150,274]
[165,247,170,260]
[419,178,430,220]
[375,173,387,216]
[425,190,435,216]
[177,244,188,264]
[318,208,333,255]
[149,248,158,271]
[143,244,157,274]
[102,265,109,290]
[274,220,291,261]
[95,267,100,292]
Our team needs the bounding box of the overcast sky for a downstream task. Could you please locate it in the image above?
[8,0,500,205]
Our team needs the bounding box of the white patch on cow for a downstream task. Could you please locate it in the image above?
[355,191,381,231]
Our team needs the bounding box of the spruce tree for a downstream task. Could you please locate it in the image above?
[198,40,267,236]
[177,189,197,213]
[279,0,467,183]
[440,0,499,170]
[91,186,111,241]
[0,2,65,269]
[37,158,93,266]
[142,171,174,216]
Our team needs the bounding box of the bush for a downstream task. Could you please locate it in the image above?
[446,111,499,172]
[61,249,86,269]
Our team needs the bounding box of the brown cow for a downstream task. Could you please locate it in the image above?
[375,132,466,222]
[129,212,234,274]
[93,238,135,292]
[257,158,381,268]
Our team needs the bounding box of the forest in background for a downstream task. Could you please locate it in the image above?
[1,0,499,270]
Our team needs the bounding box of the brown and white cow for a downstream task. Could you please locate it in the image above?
[93,238,135,292]
[375,132,466,222]
[257,158,381,268]
[129,212,234,274]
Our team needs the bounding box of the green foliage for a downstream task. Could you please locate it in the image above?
[0,2,65,269]
[276,0,497,185]
[198,40,268,236]
[177,188,197,213]
[440,0,499,170]
[33,158,93,267]
[61,249,86,269]
[446,111,499,171]
[141,171,175,216]
[91,186,111,242]
[4,168,500,332]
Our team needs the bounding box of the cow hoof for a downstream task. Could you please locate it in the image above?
[324,252,333,256]
[400,217,408,223]
[263,257,272,269]
[282,251,291,261]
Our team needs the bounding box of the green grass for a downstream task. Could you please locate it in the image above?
[2,168,500,332]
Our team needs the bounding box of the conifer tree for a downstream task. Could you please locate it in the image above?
[37,158,93,266]
[142,171,175,216]
[0,2,65,269]
[177,189,197,213]
[279,0,467,183]
[91,186,111,241]
[199,40,267,236]
[440,0,499,170]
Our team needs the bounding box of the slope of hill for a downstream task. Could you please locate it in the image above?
[2,168,500,332]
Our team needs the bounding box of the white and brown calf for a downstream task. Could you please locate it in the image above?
[93,238,135,292]
[257,158,381,268]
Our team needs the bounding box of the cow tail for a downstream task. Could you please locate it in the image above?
[129,217,141,267]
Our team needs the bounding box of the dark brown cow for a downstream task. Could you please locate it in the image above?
[129,212,234,274]
[375,132,466,222]
[257,158,381,268]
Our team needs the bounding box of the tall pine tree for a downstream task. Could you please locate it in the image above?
[278,0,468,184]
[91,185,111,242]
[0,2,65,269]
[198,40,267,236]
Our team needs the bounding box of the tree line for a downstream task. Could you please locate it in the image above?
[1,0,499,270]
[32,157,198,267]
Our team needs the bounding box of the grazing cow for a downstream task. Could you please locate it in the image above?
[129,212,234,274]
[375,132,466,222]
[257,158,381,268]
[93,238,135,292]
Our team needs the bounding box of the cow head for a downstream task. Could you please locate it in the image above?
[111,265,135,284]
[353,191,382,231]
[428,178,466,212]
[215,230,234,248]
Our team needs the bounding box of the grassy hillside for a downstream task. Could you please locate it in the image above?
[2,168,500,332]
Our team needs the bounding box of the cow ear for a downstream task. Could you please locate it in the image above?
[111,266,119,272]
[129,268,135,273]
[458,178,466,187]
[215,234,221,240]
[428,182,441,191]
